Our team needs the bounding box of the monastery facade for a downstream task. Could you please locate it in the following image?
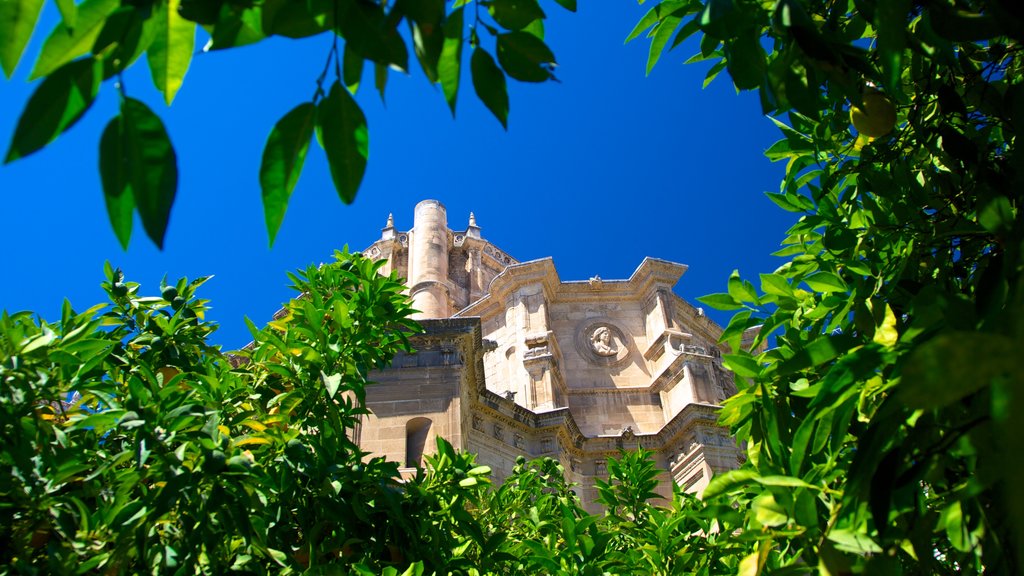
[353,200,746,510]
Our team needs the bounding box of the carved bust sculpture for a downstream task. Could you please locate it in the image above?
[590,326,617,356]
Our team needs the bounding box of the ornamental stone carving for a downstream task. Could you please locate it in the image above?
[575,321,630,366]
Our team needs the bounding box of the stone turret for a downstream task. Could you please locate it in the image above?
[409,200,451,319]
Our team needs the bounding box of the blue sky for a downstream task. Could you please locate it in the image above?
[0,2,793,350]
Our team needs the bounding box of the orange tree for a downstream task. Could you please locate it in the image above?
[629,0,1023,573]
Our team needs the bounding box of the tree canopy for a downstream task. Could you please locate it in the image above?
[2,0,1022,574]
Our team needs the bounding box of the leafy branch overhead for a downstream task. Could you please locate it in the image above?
[1,0,567,248]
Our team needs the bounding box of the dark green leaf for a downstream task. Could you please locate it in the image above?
[5,58,102,163]
[439,7,464,114]
[343,42,363,93]
[121,97,178,249]
[99,115,134,249]
[338,0,408,71]
[0,0,45,78]
[209,5,265,50]
[471,48,508,129]
[411,19,443,83]
[900,332,1018,410]
[396,0,444,24]
[724,30,765,90]
[374,61,388,102]
[261,102,316,245]
[489,0,545,31]
[775,333,857,376]
[261,0,330,38]
[495,32,554,82]
[316,82,369,204]
[875,0,909,97]
[552,0,575,12]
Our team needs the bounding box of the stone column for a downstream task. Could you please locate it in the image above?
[409,199,450,319]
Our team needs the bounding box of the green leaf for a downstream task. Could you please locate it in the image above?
[5,58,102,163]
[208,5,265,50]
[753,492,788,527]
[338,0,408,71]
[495,31,554,82]
[438,7,464,115]
[0,0,45,78]
[119,97,178,249]
[52,0,76,29]
[724,29,765,90]
[552,0,575,12]
[702,468,759,499]
[99,115,134,249]
[625,0,686,43]
[874,0,909,97]
[489,0,545,31]
[900,332,1018,410]
[261,0,330,38]
[471,48,508,129]
[775,333,857,376]
[147,0,195,105]
[343,42,363,94]
[322,371,342,399]
[697,293,743,311]
[723,353,760,378]
[646,14,682,75]
[760,273,794,298]
[803,271,848,293]
[728,269,758,303]
[29,0,119,80]
[260,102,316,245]
[411,19,443,83]
[316,82,369,204]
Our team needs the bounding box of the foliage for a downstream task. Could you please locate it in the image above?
[630,0,1023,573]
[0,250,815,576]
[0,250,437,573]
[1,0,569,248]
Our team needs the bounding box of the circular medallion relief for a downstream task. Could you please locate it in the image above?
[576,321,630,367]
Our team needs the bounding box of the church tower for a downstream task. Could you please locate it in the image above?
[356,201,747,510]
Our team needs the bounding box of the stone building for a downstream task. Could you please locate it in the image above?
[353,200,746,511]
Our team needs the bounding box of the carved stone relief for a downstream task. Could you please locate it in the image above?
[575,321,630,367]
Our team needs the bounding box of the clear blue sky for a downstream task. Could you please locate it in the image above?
[0,3,793,350]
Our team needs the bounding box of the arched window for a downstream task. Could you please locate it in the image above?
[405,417,432,468]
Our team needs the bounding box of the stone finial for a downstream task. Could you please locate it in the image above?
[467,211,481,239]
[381,212,395,239]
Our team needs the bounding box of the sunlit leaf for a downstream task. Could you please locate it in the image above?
[0,0,45,78]
[260,102,316,245]
[29,0,119,80]
[147,0,196,105]
[439,7,464,114]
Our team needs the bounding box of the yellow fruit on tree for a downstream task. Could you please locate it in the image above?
[850,89,897,138]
